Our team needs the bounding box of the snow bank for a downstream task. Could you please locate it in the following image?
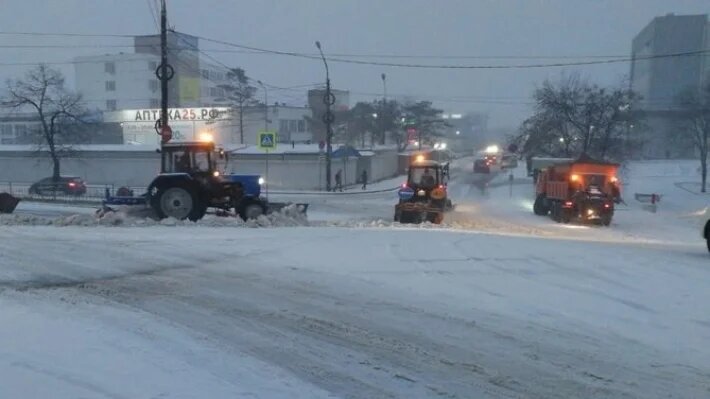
[0,204,309,228]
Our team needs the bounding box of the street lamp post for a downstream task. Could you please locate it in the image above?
[256,80,269,198]
[316,41,335,192]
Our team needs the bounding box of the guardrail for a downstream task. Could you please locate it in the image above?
[0,182,146,204]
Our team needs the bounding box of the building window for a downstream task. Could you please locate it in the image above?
[279,120,288,133]
[149,61,157,70]
[105,62,116,74]
[298,120,305,132]
[105,81,116,91]
[106,100,117,111]
[150,98,160,108]
[209,87,218,97]
[289,120,298,132]
[201,69,209,79]
[149,79,159,91]
[0,124,13,137]
[14,124,28,136]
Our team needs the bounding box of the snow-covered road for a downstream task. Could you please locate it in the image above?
[1,158,708,398]
[1,225,708,398]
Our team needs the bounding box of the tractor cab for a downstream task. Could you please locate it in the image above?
[160,141,221,176]
[406,160,449,192]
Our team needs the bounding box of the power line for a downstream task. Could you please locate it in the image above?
[3,30,709,69]
[146,0,160,31]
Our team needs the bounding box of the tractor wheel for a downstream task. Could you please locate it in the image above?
[430,212,444,224]
[601,214,612,226]
[155,186,204,221]
[533,195,548,216]
[238,201,265,221]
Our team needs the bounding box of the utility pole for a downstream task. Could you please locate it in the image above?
[316,41,335,192]
[155,0,174,145]
[381,73,387,145]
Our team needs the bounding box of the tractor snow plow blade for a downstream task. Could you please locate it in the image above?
[267,202,309,215]
[395,203,444,224]
[0,192,20,214]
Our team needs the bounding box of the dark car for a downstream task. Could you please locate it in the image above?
[474,159,491,174]
[29,176,87,196]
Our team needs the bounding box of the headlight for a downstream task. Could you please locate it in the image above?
[258,177,265,185]
[587,209,595,216]
[417,189,426,196]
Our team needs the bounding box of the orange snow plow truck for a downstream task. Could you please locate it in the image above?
[533,154,621,226]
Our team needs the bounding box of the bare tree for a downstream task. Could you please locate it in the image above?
[218,68,257,144]
[676,83,710,193]
[3,64,87,180]
[524,74,640,160]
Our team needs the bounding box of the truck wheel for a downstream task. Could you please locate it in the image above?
[156,186,203,221]
[560,210,571,223]
[238,201,265,221]
[533,195,548,216]
[551,202,562,223]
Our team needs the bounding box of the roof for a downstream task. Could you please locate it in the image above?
[410,160,445,167]
[332,146,361,158]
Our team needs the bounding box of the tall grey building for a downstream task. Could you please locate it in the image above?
[630,13,709,157]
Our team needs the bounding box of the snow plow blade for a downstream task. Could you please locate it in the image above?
[267,202,309,215]
[0,192,20,214]
[395,203,444,224]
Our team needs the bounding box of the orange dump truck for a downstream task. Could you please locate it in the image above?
[533,155,621,226]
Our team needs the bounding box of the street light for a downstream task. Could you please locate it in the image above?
[315,40,334,192]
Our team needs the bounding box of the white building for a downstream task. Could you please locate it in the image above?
[74,32,231,112]
[0,110,40,145]
[75,53,160,112]
[103,105,313,147]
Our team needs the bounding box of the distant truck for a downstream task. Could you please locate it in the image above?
[533,154,621,226]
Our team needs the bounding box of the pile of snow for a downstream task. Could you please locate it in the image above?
[0,204,309,228]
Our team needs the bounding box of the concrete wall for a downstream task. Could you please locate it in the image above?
[0,149,398,191]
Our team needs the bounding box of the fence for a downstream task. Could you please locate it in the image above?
[0,182,147,204]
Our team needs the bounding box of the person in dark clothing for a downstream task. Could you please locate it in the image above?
[334,169,343,192]
[361,169,368,190]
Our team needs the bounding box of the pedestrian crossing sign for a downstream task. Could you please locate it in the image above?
[258,131,277,151]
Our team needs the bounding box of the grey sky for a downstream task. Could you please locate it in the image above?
[1,0,708,129]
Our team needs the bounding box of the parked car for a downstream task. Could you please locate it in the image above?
[29,176,87,196]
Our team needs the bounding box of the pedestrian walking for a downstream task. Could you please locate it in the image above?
[334,169,343,192]
[361,169,368,190]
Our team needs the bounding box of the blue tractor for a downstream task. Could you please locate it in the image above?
[103,141,303,221]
